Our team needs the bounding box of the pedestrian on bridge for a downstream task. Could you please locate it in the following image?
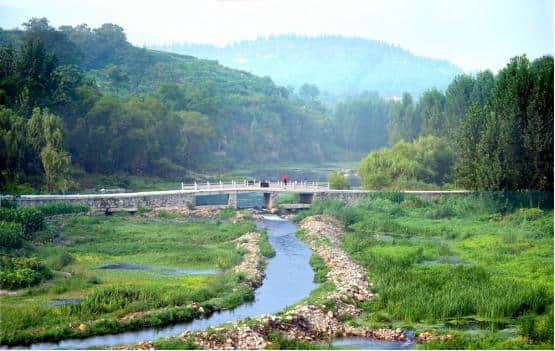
[282,174,289,188]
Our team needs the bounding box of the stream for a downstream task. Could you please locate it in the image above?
[12,215,316,349]
[8,215,413,350]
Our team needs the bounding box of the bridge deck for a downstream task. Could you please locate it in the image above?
[1,188,469,201]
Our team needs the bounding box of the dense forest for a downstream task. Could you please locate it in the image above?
[152,35,463,100]
[0,18,379,192]
[0,18,552,193]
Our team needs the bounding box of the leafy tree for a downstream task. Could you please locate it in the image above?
[523,56,553,190]
[388,92,418,144]
[106,64,129,86]
[39,144,71,192]
[334,92,390,152]
[22,17,82,65]
[328,171,350,189]
[444,74,475,135]
[14,38,58,116]
[359,136,455,189]
[469,70,495,107]
[299,83,319,101]
[454,105,486,188]
[0,107,28,179]
[26,108,72,191]
[419,88,446,136]
[455,55,553,191]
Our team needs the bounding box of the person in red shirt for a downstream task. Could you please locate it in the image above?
[282,174,289,187]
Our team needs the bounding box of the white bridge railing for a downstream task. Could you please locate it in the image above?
[179,180,330,191]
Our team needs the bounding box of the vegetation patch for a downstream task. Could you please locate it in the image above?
[0,211,258,346]
[0,256,52,290]
[304,195,553,349]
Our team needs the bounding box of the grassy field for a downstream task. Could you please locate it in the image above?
[295,193,554,349]
[0,210,267,346]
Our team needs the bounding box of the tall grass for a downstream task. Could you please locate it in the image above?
[35,203,90,216]
[299,193,553,348]
[0,214,258,346]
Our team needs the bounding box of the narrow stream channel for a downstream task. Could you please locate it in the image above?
[9,214,414,350]
[13,215,317,349]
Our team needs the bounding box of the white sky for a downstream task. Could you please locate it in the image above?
[0,0,553,72]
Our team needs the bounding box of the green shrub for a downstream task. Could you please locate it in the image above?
[0,221,24,249]
[45,251,75,270]
[0,256,52,289]
[425,205,456,219]
[295,200,365,226]
[518,309,554,343]
[0,199,18,209]
[71,287,162,315]
[0,207,44,239]
[359,136,455,189]
[217,207,236,220]
[328,171,350,190]
[136,207,149,215]
[360,197,404,215]
[35,203,90,216]
[400,195,429,209]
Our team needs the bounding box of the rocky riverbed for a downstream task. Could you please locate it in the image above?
[115,214,450,349]
[142,214,408,349]
[231,232,266,288]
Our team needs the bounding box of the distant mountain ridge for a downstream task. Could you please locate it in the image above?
[151,35,463,98]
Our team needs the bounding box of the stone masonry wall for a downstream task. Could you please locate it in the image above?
[312,191,368,205]
[1,191,196,210]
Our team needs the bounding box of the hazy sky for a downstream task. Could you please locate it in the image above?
[0,0,552,72]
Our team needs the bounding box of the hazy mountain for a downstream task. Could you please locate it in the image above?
[152,35,464,98]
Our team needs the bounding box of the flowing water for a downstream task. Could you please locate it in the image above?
[332,333,415,350]
[8,215,414,350]
[12,215,316,349]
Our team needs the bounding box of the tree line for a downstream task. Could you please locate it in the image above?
[0,19,354,192]
[1,18,552,193]
[360,55,553,191]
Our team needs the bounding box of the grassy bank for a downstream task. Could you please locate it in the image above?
[295,193,554,349]
[0,210,265,346]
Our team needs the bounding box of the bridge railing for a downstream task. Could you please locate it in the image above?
[179,180,331,191]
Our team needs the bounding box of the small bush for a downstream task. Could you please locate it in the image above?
[71,287,162,315]
[0,207,44,239]
[45,251,74,270]
[360,197,404,216]
[0,221,24,249]
[0,256,52,289]
[136,207,149,215]
[425,205,456,219]
[1,199,18,209]
[400,195,429,209]
[328,171,350,190]
[518,309,554,343]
